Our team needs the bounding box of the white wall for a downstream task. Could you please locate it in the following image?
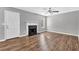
[47,11,79,36]
[0,8,4,40]
[0,7,46,40]
[78,11,79,35]
[20,12,46,35]
[7,7,46,36]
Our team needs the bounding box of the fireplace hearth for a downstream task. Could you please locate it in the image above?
[28,25,37,36]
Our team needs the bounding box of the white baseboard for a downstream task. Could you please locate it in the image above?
[0,39,6,42]
[0,34,27,42]
[19,34,27,37]
[78,35,79,38]
[47,30,78,37]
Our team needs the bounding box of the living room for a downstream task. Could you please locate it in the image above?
[0,7,79,51]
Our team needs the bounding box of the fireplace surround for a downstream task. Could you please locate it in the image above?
[26,23,38,36]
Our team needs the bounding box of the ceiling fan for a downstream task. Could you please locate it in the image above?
[48,8,59,13]
[42,7,59,15]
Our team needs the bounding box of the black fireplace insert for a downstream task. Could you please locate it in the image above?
[28,25,37,36]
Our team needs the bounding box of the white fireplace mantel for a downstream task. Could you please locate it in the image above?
[26,23,38,35]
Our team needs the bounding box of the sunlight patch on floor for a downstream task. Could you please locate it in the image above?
[38,34,48,51]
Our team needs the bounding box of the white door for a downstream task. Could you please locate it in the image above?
[4,10,20,40]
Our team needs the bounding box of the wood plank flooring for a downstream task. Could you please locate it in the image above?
[0,32,78,51]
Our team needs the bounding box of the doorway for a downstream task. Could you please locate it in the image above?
[4,10,20,40]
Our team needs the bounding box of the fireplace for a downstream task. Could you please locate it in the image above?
[28,25,37,36]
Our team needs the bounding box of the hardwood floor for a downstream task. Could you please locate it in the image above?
[0,32,78,51]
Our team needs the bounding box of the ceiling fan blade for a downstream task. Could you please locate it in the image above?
[52,11,59,12]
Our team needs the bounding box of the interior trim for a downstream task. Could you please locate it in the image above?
[0,39,6,42]
[47,31,78,37]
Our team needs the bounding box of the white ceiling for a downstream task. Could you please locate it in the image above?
[15,7,79,16]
